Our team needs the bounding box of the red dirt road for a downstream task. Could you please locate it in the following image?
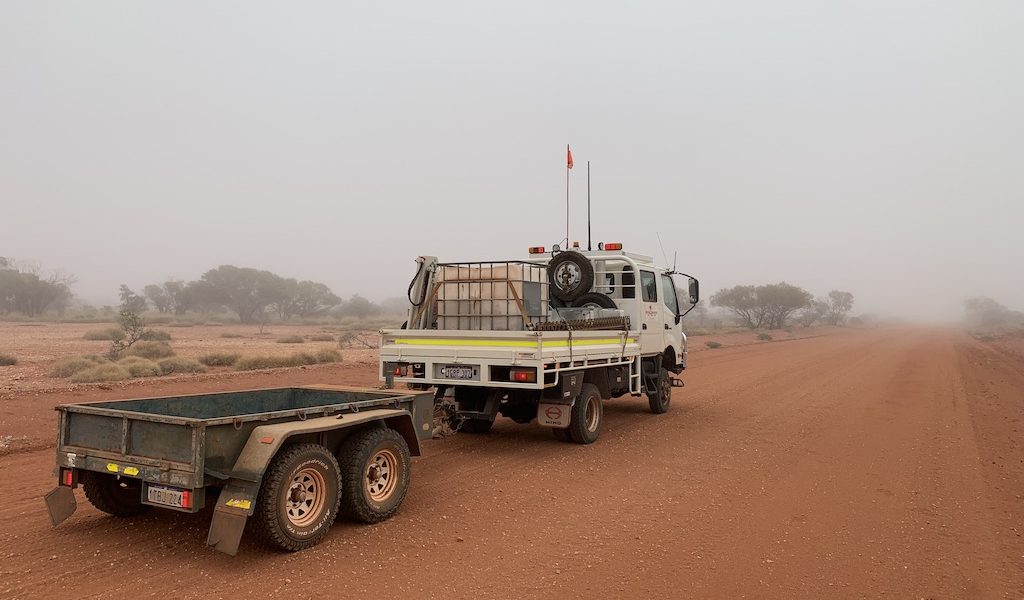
[1,328,1022,599]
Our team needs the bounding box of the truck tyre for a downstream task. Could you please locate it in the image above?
[253,443,341,552]
[82,472,149,518]
[566,383,603,444]
[338,428,411,523]
[547,251,594,302]
[571,292,617,310]
[648,365,672,414]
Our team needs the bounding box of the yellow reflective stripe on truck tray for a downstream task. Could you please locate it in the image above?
[393,338,636,348]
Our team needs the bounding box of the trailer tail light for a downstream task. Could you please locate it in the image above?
[393,364,408,377]
[528,246,545,254]
[510,368,537,383]
[181,490,192,510]
[61,468,75,487]
[600,242,623,251]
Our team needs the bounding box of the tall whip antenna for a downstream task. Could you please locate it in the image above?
[587,160,592,251]
[656,232,670,266]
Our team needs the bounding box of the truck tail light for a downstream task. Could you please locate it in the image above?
[61,468,75,487]
[528,246,545,254]
[510,368,537,383]
[393,364,408,377]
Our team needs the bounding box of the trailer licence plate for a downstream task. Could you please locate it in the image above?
[147,485,186,508]
[440,365,475,379]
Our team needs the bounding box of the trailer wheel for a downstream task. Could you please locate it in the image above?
[570,292,617,310]
[339,428,411,523]
[82,472,149,517]
[547,251,594,302]
[566,383,603,444]
[253,444,341,552]
[648,365,672,414]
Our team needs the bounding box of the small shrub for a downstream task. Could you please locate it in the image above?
[167,322,194,328]
[309,334,334,342]
[757,333,773,341]
[139,330,172,341]
[70,363,130,383]
[83,328,125,341]
[313,349,343,363]
[126,341,175,360]
[277,335,305,344]
[0,353,17,366]
[157,357,207,375]
[50,355,107,377]
[198,352,242,367]
[705,341,722,349]
[117,356,161,377]
[220,332,245,339]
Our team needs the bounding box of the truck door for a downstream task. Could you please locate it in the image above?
[638,270,663,355]
[660,273,683,366]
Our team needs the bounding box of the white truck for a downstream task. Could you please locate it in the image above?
[379,243,699,444]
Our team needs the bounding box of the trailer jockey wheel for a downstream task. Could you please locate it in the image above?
[547,251,594,302]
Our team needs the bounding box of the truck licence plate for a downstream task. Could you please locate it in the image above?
[147,485,186,508]
[440,365,475,379]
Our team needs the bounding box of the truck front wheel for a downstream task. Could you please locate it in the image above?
[648,365,672,414]
[253,444,342,552]
[82,472,149,517]
[338,428,412,523]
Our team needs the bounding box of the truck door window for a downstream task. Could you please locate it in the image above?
[661,274,678,315]
[640,271,657,302]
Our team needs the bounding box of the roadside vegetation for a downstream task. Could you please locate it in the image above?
[0,353,17,366]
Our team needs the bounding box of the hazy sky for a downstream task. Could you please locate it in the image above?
[2,1,1021,320]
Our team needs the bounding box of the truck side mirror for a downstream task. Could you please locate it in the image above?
[688,277,699,305]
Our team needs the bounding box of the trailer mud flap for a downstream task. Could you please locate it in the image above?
[43,486,77,526]
[207,479,258,556]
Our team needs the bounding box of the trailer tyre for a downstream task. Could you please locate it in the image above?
[82,472,149,518]
[648,365,672,414]
[253,443,341,552]
[339,428,411,523]
[548,251,594,302]
[566,383,603,444]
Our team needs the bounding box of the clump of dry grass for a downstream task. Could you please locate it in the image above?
[157,357,207,375]
[0,353,17,366]
[83,328,125,341]
[198,352,241,367]
[140,330,172,341]
[220,332,245,339]
[116,356,161,377]
[309,334,334,342]
[126,341,175,360]
[70,363,130,383]
[276,335,305,344]
[156,354,206,372]
[705,341,722,349]
[49,355,108,377]
[234,349,342,371]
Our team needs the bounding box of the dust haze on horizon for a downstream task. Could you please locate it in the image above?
[2,1,1021,322]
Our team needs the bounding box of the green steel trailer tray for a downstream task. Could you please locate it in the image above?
[44,385,433,555]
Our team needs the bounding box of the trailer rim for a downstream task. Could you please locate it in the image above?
[286,467,328,528]
[366,449,399,502]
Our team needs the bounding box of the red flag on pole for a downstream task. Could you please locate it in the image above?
[567,145,574,170]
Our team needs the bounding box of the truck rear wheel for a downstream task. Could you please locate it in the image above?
[338,428,411,523]
[566,383,603,444]
[82,472,149,518]
[648,365,672,414]
[253,443,341,552]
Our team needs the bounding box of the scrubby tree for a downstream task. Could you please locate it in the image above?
[119,284,148,314]
[0,259,75,317]
[796,297,830,327]
[190,265,292,324]
[334,294,380,319]
[711,282,811,329]
[823,290,855,326]
[143,284,172,313]
[964,297,1022,327]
